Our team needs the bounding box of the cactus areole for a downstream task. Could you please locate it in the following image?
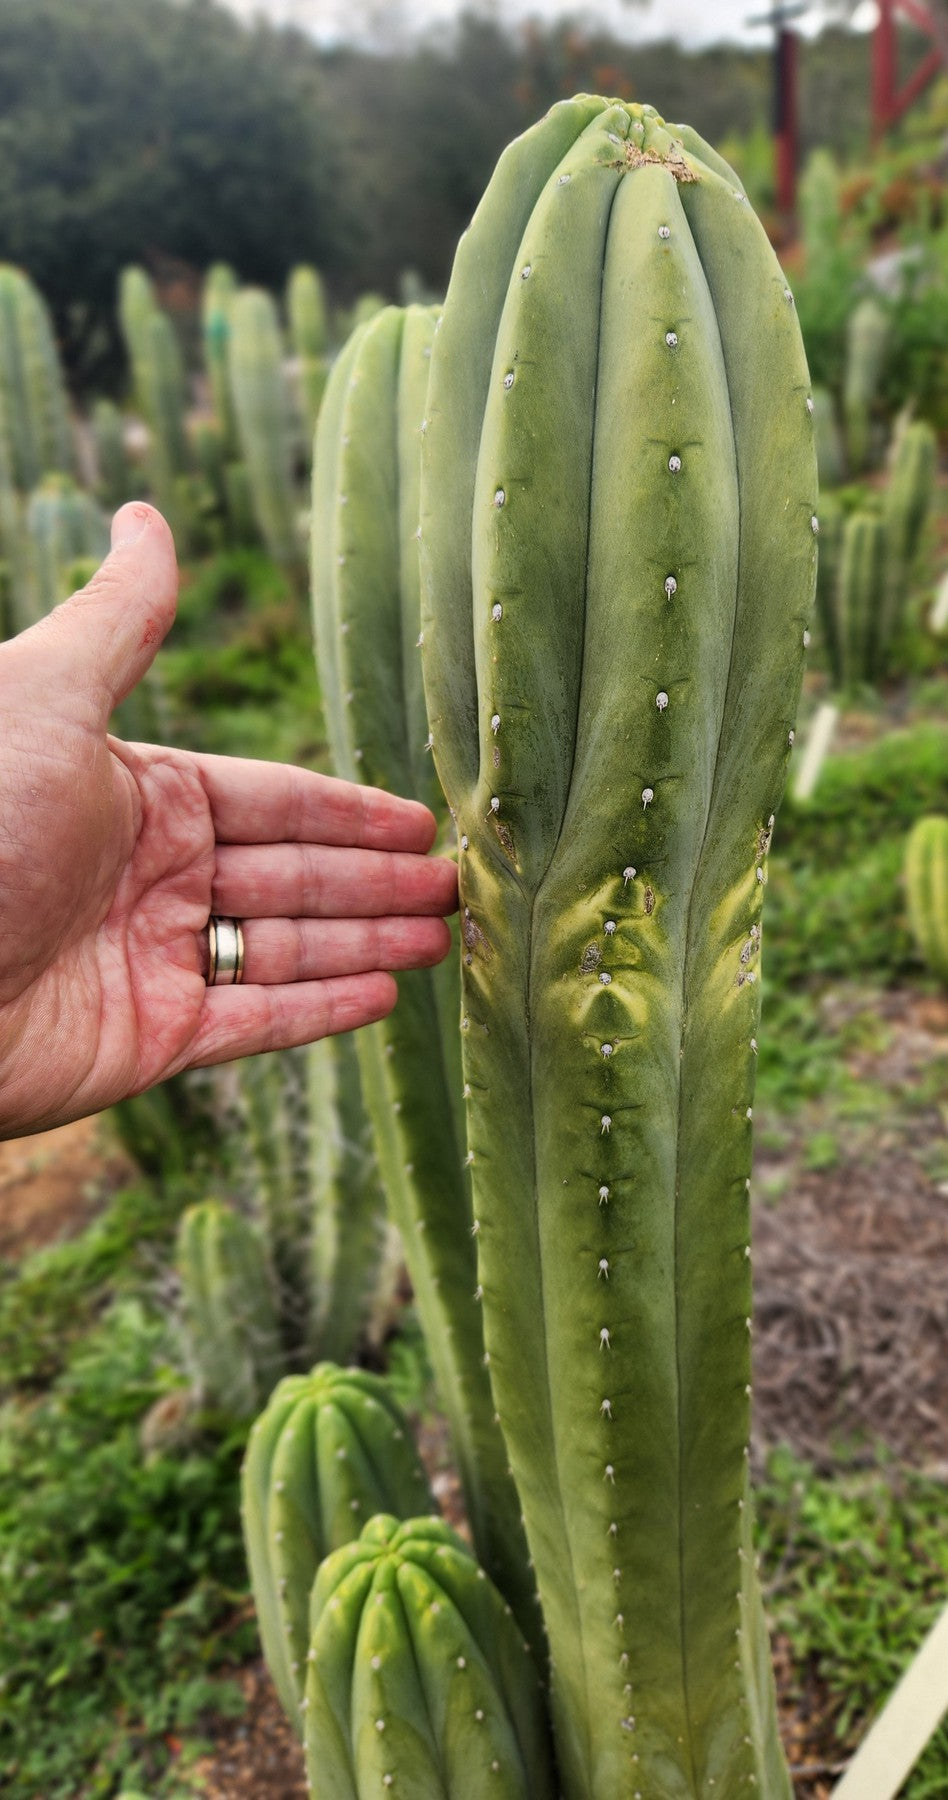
[420,99,817,1800]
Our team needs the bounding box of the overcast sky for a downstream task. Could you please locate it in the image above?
[218,0,878,53]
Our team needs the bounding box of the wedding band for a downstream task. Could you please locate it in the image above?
[207,916,245,986]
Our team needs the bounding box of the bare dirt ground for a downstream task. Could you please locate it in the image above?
[0,1115,133,1260]
[4,990,945,1799]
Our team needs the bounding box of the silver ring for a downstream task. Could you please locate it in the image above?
[207,916,245,986]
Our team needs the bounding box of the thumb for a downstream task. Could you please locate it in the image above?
[35,503,179,716]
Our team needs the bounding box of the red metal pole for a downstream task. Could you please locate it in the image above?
[775,26,798,213]
[873,0,898,137]
[874,0,947,138]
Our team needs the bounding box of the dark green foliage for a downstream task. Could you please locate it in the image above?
[0,0,342,391]
[0,1298,254,1800]
[159,548,321,763]
[780,724,948,861]
[0,1176,193,1395]
[768,726,948,994]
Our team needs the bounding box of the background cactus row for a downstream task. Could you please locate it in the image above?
[812,419,937,689]
[0,256,394,627]
[171,1035,398,1418]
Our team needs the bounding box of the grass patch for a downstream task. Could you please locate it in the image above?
[758,1452,948,1792]
[0,1298,252,1799]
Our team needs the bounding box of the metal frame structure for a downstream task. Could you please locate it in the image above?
[872,0,947,136]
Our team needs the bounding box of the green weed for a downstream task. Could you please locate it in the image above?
[0,1298,253,1799]
[0,1177,194,1394]
[758,1453,948,1791]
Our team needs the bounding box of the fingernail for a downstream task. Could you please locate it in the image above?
[111,504,150,548]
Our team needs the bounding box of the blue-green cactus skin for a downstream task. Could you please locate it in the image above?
[241,1367,435,1732]
[311,304,538,1660]
[303,1515,554,1798]
[420,98,816,1800]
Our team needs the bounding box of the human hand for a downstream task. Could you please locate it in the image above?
[0,504,458,1138]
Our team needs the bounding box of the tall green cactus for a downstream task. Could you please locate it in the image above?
[91,399,136,508]
[234,1038,389,1368]
[118,269,193,546]
[14,476,110,632]
[242,1367,435,1732]
[307,1031,389,1365]
[882,417,936,649]
[0,265,74,491]
[311,303,538,1658]
[810,384,844,489]
[837,510,886,688]
[843,294,888,473]
[176,1198,282,1418]
[287,264,330,449]
[905,816,948,984]
[420,97,817,1800]
[303,1515,554,1798]
[813,490,844,686]
[228,287,300,563]
[202,262,239,454]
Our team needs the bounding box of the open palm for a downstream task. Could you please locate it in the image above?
[0,505,456,1137]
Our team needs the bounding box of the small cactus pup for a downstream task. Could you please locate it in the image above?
[303,1514,555,1798]
[311,303,537,1657]
[241,1365,435,1730]
[176,1198,282,1419]
[421,97,817,1799]
[905,815,948,984]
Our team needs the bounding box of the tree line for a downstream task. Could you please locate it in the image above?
[0,0,875,388]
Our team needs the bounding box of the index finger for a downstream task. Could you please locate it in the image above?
[167,750,439,853]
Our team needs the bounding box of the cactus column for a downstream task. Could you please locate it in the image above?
[421,99,817,1800]
[312,304,537,1659]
